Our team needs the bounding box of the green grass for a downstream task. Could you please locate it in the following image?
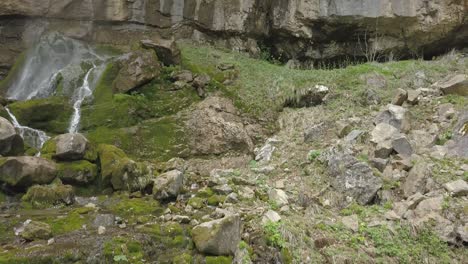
[180,42,460,122]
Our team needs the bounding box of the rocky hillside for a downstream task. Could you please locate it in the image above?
[0,36,466,263]
[0,0,467,79]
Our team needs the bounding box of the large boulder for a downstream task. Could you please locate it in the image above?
[322,147,382,204]
[0,156,57,189]
[54,133,89,161]
[0,116,23,156]
[187,97,254,155]
[113,50,160,94]
[192,214,242,256]
[152,169,184,200]
[141,38,181,66]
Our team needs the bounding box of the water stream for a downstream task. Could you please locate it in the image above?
[68,64,96,133]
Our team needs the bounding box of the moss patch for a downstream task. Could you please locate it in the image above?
[21,183,74,209]
[103,236,145,264]
[7,97,73,134]
[57,160,98,185]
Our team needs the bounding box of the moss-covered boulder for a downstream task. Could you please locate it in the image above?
[57,160,98,185]
[20,221,52,241]
[192,214,242,256]
[97,144,152,191]
[7,97,73,134]
[22,183,74,208]
[0,156,57,189]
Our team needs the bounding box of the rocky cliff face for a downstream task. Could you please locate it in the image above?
[0,0,467,76]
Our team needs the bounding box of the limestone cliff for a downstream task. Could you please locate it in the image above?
[0,0,467,76]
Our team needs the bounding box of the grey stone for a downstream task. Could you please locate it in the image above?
[407,89,421,105]
[444,180,468,197]
[341,215,359,232]
[435,74,468,96]
[192,214,241,256]
[268,189,288,206]
[374,105,411,133]
[402,162,430,198]
[0,156,57,189]
[391,134,413,157]
[391,88,408,106]
[152,170,184,200]
[54,133,88,161]
[141,38,181,66]
[370,158,388,172]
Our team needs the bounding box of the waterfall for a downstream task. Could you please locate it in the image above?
[5,33,109,146]
[68,64,96,133]
[5,107,50,154]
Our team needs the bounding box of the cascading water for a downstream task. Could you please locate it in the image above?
[68,64,96,133]
[5,33,109,150]
[4,107,50,153]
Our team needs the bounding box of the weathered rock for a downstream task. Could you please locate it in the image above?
[54,133,88,161]
[371,123,398,144]
[344,130,366,144]
[171,70,193,83]
[304,123,326,143]
[402,162,430,198]
[457,224,468,243]
[92,214,115,228]
[361,89,381,105]
[192,214,241,256]
[444,180,468,197]
[370,158,388,173]
[407,90,421,105]
[255,138,279,163]
[0,156,57,189]
[187,97,253,155]
[323,147,382,204]
[446,110,468,158]
[374,105,411,133]
[20,221,52,241]
[0,116,23,156]
[365,73,387,89]
[434,75,468,96]
[22,183,74,207]
[57,160,98,185]
[268,189,289,206]
[374,140,393,159]
[113,50,160,94]
[391,134,413,157]
[262,210,281,224]
[152,170,184,200]
[192,74,211,98]
[391,88,407,106]
[141,38,181,66]
[284,85,329,108]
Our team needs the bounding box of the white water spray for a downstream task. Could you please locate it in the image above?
[5,107,50,154]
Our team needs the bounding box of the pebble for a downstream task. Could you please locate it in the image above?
[98,226,106,235]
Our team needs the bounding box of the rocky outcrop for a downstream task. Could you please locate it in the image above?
[0,0,467,76]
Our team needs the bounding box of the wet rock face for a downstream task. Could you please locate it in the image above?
[0,0,466,72]
[0,117,24,156]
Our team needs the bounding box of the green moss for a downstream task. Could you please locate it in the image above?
[207,195,226,206]
[196,187,214,198]
[109,196,162,219]
[44,208,90,234]
[188,197,205,209]
[96,144,128,184]
[138,222,189,248]
[57,160,98,185]
[172,253,193,264]
[205,256,233,264]
[103,236,144,264]
[21,184,74,209]
[7,97,73,134]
